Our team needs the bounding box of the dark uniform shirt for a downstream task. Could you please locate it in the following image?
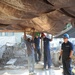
[61,41,73,59]
[34,37,40,49]
[43,37,51,50]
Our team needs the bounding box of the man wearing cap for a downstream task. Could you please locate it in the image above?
[59,33,73,75]
[34,33,41,63]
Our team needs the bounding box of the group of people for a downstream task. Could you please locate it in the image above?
[25,33,52,74]
[26,33,73,75]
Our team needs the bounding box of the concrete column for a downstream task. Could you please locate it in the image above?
[32,28,35,40]
[41,38,44,61]
[24,31,26,40]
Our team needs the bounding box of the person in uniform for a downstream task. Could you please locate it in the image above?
[34,34,41,63]
[42,33,53,69]
[59,33,73,75]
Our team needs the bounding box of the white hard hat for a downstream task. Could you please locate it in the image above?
[26,34,32,39]
[44,33,47,36]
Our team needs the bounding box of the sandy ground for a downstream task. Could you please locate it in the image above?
[0,68,63,75]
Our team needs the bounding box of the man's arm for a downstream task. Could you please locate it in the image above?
[59,50,63,60]
[69,43,74,58]
[69,50,73,58]
[47,36,53,41]
[59,43,63,60]
[50,38,53,41]
[60,50,63,56]
[31,39,35,49]
[33,43,35,49]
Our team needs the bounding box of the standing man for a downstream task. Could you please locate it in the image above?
[59,33,73,75]
[34,33,41,63]
[26,38,35,75]
[42,33,53,69]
